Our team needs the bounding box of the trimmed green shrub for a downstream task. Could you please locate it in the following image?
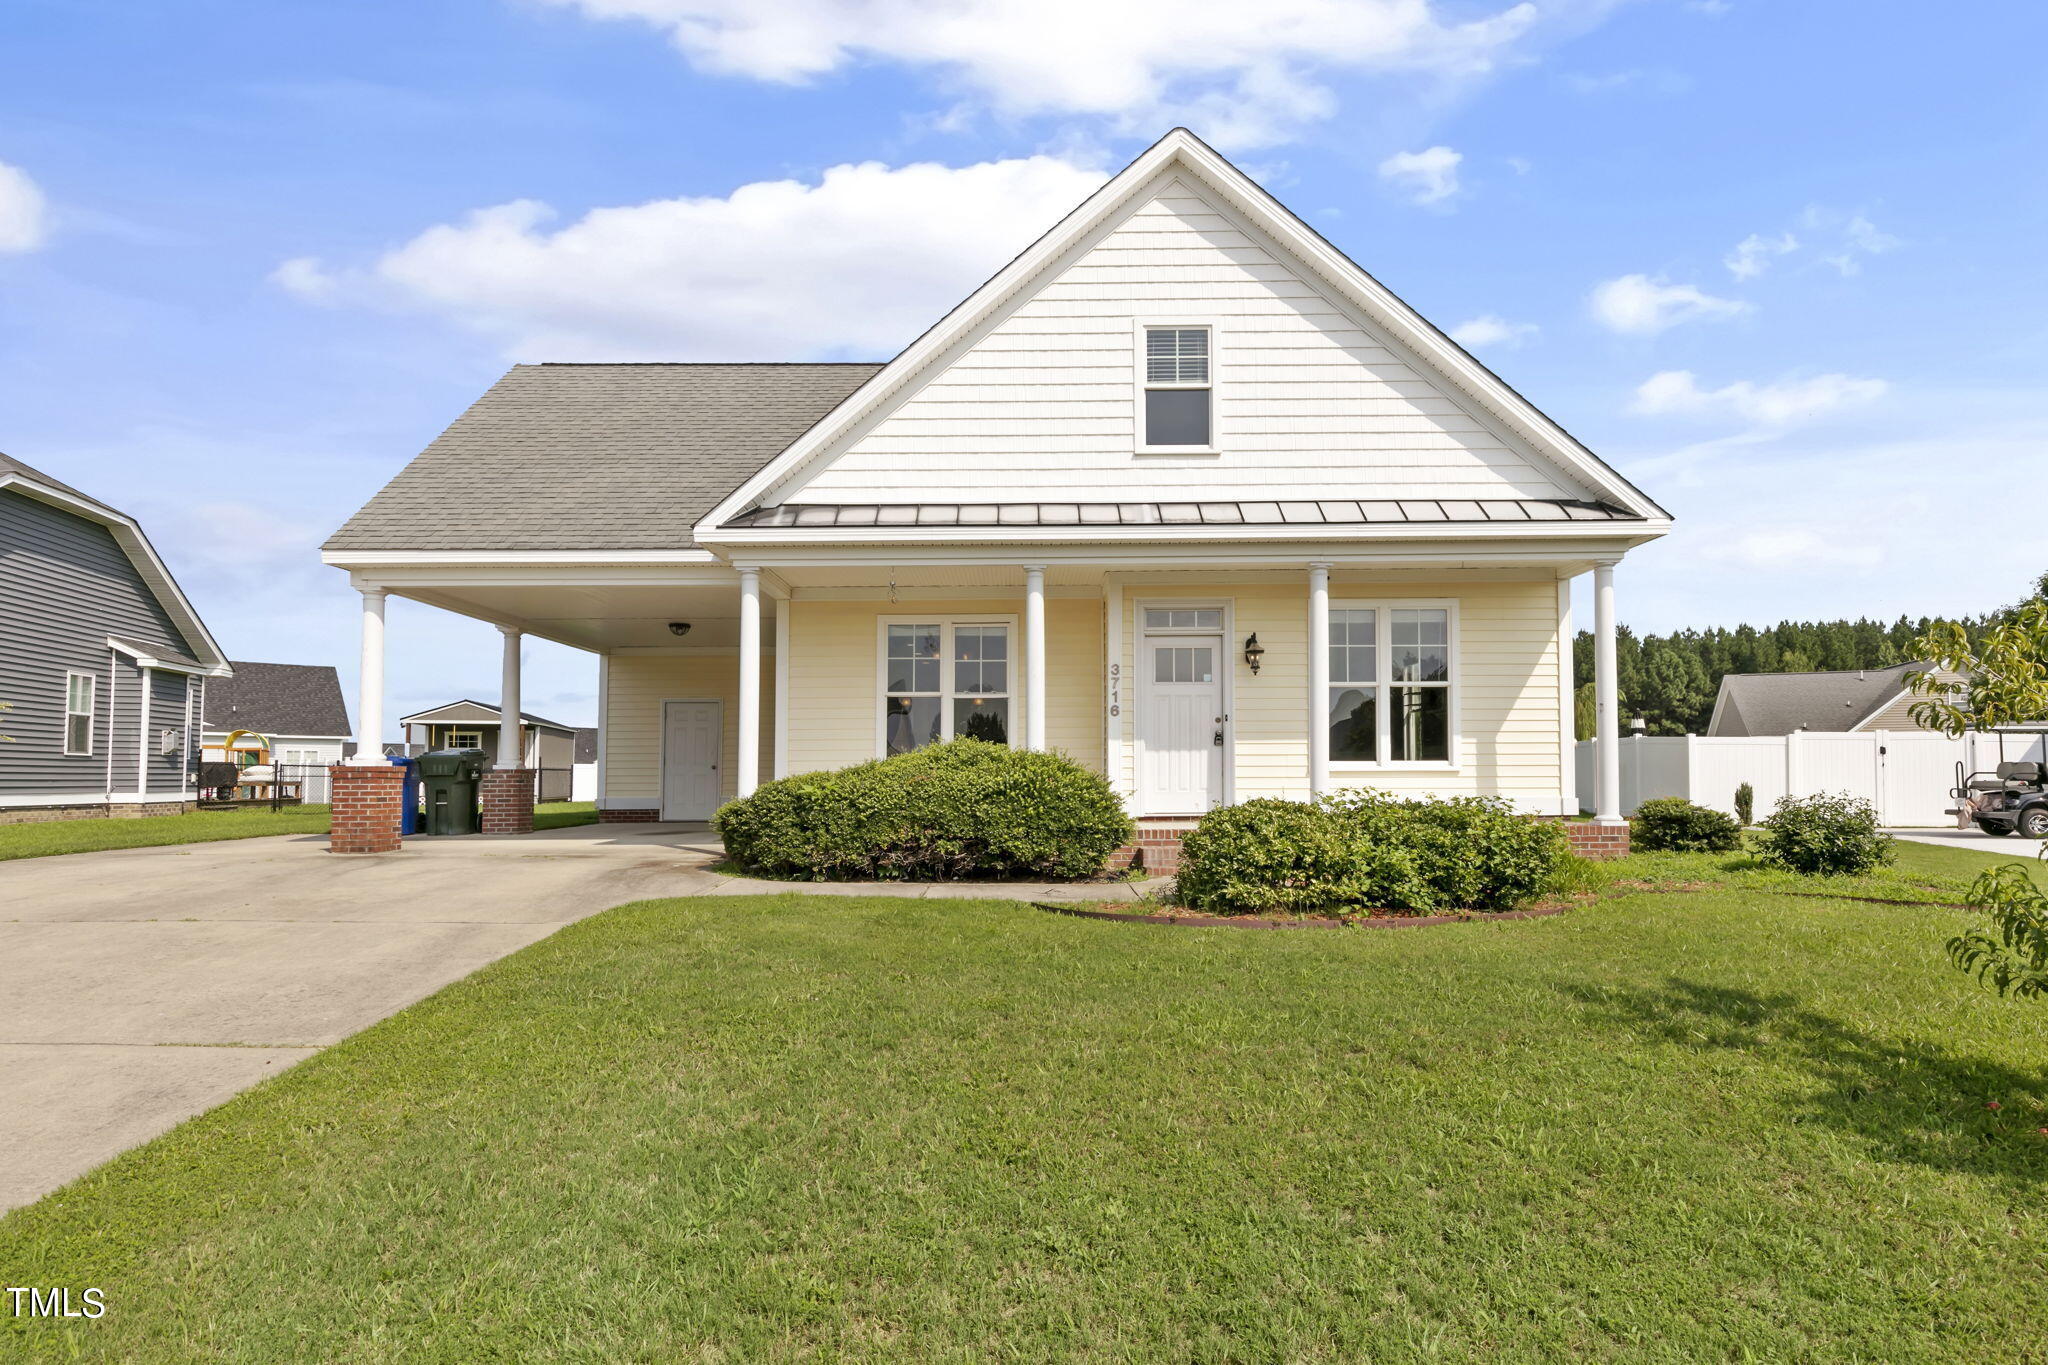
[1752,792,1895,876]
[1175,799,1430,914]
[1633,797,1742,853]
[715,739,1133,881]
[1734,782,1755,827]
[1330,791,1571,912]
[1175,791,1569,915]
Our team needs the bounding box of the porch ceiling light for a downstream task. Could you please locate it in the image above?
[1244,633,1264,675]
[668,621,692,637]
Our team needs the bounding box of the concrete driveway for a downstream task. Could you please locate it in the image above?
[0,821,726,1213]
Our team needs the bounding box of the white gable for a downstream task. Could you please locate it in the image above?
[774,175,1591,508]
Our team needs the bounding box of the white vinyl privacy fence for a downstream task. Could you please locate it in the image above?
[1575,730,2048,827]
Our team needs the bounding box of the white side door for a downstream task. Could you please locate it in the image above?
[1138,635,1224,814]
[661,700,724,821]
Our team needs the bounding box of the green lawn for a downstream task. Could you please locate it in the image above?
[4,843,2047,1360]
[0,801,597,861]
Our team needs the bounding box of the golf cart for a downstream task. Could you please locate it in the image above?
[1951,724,2048,838]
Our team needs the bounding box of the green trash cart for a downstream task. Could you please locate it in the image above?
[416,749,487,835]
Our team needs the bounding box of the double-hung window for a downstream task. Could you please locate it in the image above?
[1326,605,1454,765]
[445,728,483,751]
[63,672,95,756]
[1142,326,1211,448]
[884,620,1012,754]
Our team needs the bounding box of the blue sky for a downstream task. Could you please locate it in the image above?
[3,0,2043,738]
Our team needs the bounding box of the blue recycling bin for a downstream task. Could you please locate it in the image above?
[386,754,420,835]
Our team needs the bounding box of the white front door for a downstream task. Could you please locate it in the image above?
[661,700,723,821]
[1139,635,1225,814]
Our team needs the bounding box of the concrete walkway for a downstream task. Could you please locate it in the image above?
[0,821,1162,1212]
[1888,827,2048,852]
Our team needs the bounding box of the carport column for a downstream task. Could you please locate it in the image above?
[497,626,523,769]
[1308,563,1331,796]
[1024,566,1047,751]
[480,624,534,835]
[346,586,387,765]
[738,567,762,797]
[1593,559,1623,825]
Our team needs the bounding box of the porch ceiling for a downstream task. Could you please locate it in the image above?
[388,581,769,653]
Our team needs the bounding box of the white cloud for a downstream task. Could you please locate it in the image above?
[1450,314,1537,348]
[536,0,1541,147]
[1822,213,1901,275]
[1588,273,1751,335]
[0,159,49,253]
[275,155,1110,360]
[1631,369,1888,426]
[270,256,341,303]
[1724,231,1797,280]
[1711,526,1881,571]
[1378,145,1462,205]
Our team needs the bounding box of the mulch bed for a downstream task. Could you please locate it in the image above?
[1035,901,1567,931]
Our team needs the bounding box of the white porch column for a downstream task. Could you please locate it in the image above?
[347,587,387,764]
[1307,562,1331,796]
[1024,566,1047,750]
[497,625,523,769]
[737,567,762,796]
[1593,558,1622,824]
[772,594,790,779]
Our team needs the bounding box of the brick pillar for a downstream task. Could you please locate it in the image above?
[1564,822,1631,860]
[330,764,404,854]
[479,769,534,835]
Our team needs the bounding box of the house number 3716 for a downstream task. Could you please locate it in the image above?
[1108,662,1120,718]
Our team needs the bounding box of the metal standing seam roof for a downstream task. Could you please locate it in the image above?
[323,363,885,552]
[721,498,1635,530]
[202,661,352,737]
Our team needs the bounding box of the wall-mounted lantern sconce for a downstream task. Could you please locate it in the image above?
[1244,633,1265,675]
[667,621,693,637]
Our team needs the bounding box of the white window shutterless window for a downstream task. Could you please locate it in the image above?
[1327,604,1455,766]
[1137,606,1227,814]
[881,620,1013,755]
[1140,326,1212,449]
[63,672,95,756]
[445,728,483,751]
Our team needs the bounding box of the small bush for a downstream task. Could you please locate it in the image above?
[1752,792,1895,876]
[1175,799,1428,914]
[715,739,1133,881]
[1175,791,1569,915]
[1332,792,1571,912]
[1733,782,1755,827]
[1633,797,1742,853]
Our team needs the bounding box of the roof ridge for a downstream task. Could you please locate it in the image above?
[529,360,887,368]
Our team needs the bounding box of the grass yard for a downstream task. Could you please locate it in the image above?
[0,800,598,861]
[4,841,2047,1360]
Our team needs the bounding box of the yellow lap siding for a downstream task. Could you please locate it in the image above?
[600,653,774,808]
[785,597,1105,775]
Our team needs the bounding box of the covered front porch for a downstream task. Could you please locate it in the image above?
[323,543,1636,847]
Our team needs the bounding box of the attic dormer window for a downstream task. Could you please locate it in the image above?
[1142,326,1211,448]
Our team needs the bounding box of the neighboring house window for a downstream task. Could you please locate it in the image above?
[445,728,483,750]
[1142,326,1211,447]
[1328,603,1455,766]
[883,620,1012,753]
[1328,610,1376,762]
[63,672,95,756]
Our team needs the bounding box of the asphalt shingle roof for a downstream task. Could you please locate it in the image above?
[1710,662,1927,737]
[203,661,352,737]
[323,363,884,551]
[1,451,121,514]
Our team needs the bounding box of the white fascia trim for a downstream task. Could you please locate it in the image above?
[691,128,1666,535]
[322,549,719,567]
[200,731,350,742]
[3,474,232,672]
[104,637,231,677]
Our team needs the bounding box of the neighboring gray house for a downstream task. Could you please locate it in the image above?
[398,700,579,800]
[1706,662,1963,737]
[0,453,232,823]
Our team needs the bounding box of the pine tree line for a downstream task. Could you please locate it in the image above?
[1568,572,2048,739]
